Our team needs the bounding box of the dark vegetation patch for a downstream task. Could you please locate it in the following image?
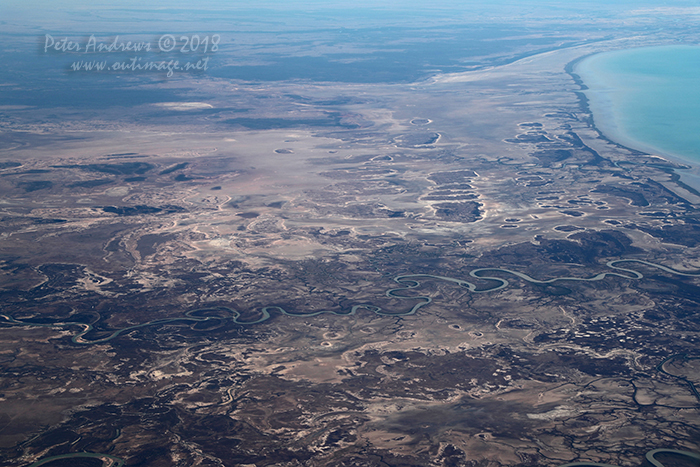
[332,204,404,219]
[433,202,482,222]
[634,223,700,247]
[18,180,52,192]
[532,283,572,295]
[159,162,189,175]
[437,183,473,190]
[428,170,476,185]
[225,113,358,130]
[501,319,535,329]
[554,225,584,232]
[103,205,162,216]
[567,199,592,205]
[518,345,631,377]
[385,398,534,440]
[479,230,641,265]
[593,180,687,207]
[559,210,584,217]
[396,132,440,146]
[3,169,51,175]
[32,458,103,467]
[102,153,138,157]
[593,184,649,206]
[355,349,510,397]
[504,134,551,144]
[137,233,177,257]
[424,194,478,201]
[69,179,114,188]
[55,162,154,175]
[33,218,67,224]
[237,212,260,219]
[102,205,186,216]
[532,149,574,166]
[646,275,700,304]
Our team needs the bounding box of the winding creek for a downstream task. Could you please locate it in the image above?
[559,449,700,467]
[2,259,699,345]
[656,353,700,402]
[13,259,700,465]
[27,452,124,467]
[24,448,700,466]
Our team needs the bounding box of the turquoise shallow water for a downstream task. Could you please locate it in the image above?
[576,45,700,164]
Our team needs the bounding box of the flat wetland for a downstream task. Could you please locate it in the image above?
[1,11,700,467]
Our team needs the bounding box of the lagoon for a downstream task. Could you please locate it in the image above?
[575,45,700,165]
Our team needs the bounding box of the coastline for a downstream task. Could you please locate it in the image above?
[566,48,700,195]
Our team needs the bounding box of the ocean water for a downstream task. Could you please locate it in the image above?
[576,45,700,164]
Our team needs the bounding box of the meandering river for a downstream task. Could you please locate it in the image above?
[1,259,698,344]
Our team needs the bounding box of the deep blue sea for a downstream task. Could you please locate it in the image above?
[576,45,700,164]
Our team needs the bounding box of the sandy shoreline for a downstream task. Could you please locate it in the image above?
[569,49,700,193]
